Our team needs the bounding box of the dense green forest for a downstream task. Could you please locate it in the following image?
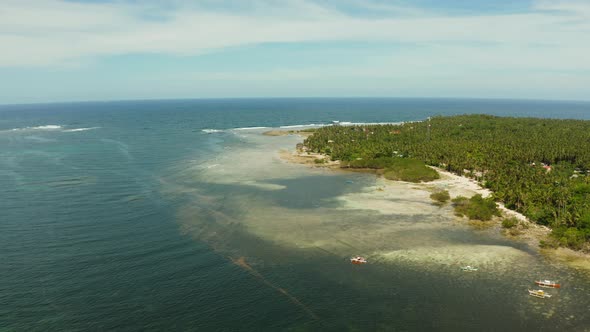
[303,115,590,250]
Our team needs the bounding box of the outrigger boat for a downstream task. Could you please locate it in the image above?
[528,289,552,299]
[534,280,561,288]
[460,265,478,272]
[350,256,367,265]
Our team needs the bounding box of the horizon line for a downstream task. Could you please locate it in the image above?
[2,96,590,107]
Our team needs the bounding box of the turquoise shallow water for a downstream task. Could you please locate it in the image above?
[1,98,590,331]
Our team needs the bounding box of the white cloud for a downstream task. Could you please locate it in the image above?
[534,0,590,16]
[0,0,589,70]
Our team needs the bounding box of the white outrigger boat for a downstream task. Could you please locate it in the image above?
[534,279,561,288]
[350,256,367,265]
[528,289,552,299]
[460,265,478,272]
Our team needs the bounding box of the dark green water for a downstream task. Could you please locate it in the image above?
[1,99,590,331]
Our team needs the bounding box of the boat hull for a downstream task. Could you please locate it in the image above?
[350,256,367,265]
[535,281,560,288]
[528,290,551,298]
[460,266,478,272]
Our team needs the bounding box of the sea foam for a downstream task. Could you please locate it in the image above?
[62,127,100,132]
[278,124,327,129]
[232,126,269,131]
[200,122,405,134]
[9,125,63,131]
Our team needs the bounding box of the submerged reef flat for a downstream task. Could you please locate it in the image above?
[376,244,532,273]
[176,128,535,273]
[194,130,312,189]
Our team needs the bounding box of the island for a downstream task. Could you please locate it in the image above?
[291,115,590,253]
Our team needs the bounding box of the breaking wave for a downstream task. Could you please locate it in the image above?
[279,122,405,128]
[3,125,102,133]
[200,121,407,134]
[337,121,405,126]
[278,124,328,129]
[9,125,63,131]
[232,126,269,131]
[62,127,100,132]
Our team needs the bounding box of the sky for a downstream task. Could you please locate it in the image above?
[0,0,589,104]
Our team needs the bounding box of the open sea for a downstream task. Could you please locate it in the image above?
[2,98,590,331]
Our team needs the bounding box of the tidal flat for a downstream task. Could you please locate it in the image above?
[167,128,590,331]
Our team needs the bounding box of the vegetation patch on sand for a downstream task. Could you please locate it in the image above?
[540,227,590,251]
[501,217,519,229]
[430,189,450,205]
[342,157,440,183]
[452,194,501,221]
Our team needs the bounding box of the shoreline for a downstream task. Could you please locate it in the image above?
[276,133,590,270]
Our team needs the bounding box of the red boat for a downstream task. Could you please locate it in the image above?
[534,280,560,288]
[350,256,367,265]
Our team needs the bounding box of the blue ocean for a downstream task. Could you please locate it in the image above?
[2,98,590,331]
